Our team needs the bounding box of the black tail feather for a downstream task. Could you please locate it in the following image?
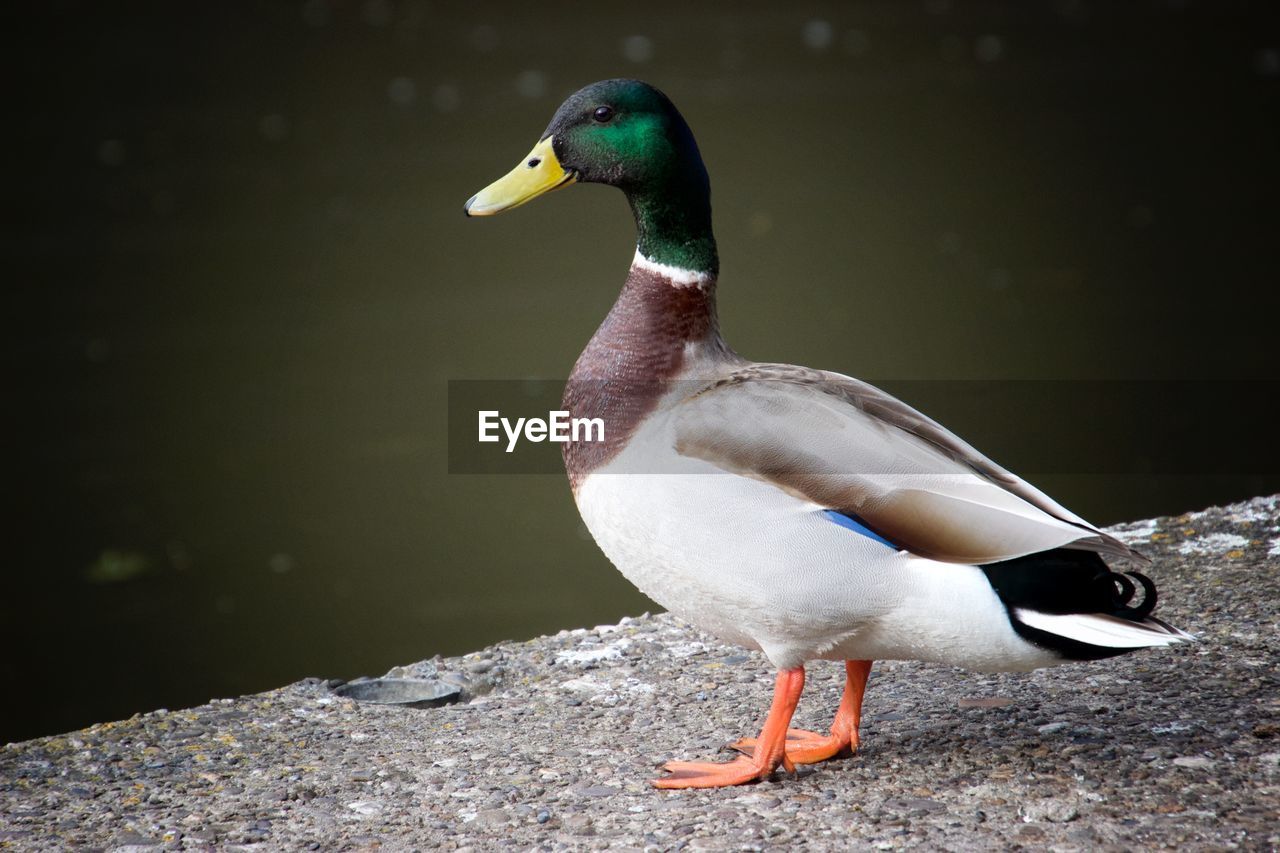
[981,549,1169,661]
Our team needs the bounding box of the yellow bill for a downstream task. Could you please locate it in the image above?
[464,136,576,216]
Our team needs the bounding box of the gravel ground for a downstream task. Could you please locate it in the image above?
[3,496,1279,850]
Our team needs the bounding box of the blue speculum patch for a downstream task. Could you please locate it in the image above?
[821,509,897,549]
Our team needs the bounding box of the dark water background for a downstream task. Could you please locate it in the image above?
[7,1,1279,743]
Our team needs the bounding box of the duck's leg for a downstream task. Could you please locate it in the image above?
[652,667,806,789]
[730,659,872,765]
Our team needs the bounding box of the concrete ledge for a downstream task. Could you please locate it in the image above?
[3,497,1279,849]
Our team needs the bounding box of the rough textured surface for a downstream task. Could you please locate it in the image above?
[3,496,1279,850]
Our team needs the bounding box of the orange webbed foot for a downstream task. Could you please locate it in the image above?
[729,727,856,765]
[652,662,874,789]
[729,659,872,768]
[652,754,789,789]
[653,667,807,790]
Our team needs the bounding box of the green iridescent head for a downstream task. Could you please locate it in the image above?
[465,79,718,274]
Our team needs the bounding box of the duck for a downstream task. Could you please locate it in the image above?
[463,79,1192,789]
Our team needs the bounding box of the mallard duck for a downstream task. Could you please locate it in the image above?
[464,79,1191,789]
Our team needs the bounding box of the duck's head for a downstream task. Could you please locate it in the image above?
[465,78,717,274]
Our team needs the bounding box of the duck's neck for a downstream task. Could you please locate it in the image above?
[561,167,724,486]
[572,168,725,383]
[562,250,727,488]
[627,169,719,276]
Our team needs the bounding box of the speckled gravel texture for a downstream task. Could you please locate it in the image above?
[3,496,1279,851]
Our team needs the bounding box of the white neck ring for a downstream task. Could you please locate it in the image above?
[631,248,715,288]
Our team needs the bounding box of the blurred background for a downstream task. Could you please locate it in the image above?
[7,1,1279,743]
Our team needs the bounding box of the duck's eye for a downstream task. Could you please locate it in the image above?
[592,105,615,123]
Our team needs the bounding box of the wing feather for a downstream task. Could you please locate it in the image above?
[672,364,1142,565]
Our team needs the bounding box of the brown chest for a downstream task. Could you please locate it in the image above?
[561,266,722,488]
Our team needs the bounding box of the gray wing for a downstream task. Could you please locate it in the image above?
[671,363,1143,565]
